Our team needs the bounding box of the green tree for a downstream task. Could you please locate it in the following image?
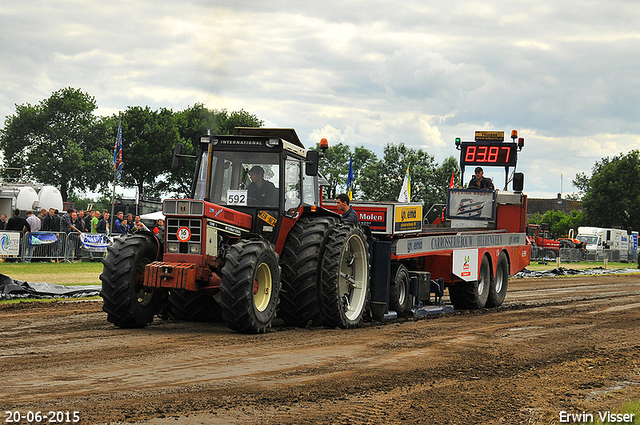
[351,146,379,198]
[162,104,217,197]
[312,143,379,200]
[217,109,264,134]
[0,87,112,201]
[118,106,180,198]
[579,151,640,229]
[528,209,585,238]
[315,142,351,200]
[162,106,264,198]
[359,143,442,207]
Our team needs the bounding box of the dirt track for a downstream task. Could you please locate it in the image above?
[1,274,640,425]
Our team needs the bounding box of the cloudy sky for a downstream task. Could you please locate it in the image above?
[1,0,639,198]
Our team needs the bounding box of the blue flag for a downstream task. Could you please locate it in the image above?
[346,156,354,200]
[113,118,123,180]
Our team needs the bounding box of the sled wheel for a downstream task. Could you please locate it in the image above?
[279,216,338,327]
[389,263,412,315]
[486,252,509,308]
[220,239,280,333]
[100,234,166,328]
[319,224,370,329]
[449,254,491,310]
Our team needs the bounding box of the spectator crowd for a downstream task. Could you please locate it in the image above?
[0,207,164,263]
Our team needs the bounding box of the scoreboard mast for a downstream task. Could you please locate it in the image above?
[455,130,525,190]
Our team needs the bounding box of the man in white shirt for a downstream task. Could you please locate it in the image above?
[25,210,41,262]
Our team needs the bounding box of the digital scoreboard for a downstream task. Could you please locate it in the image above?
[458,131,519,168]
[460,142,518,167]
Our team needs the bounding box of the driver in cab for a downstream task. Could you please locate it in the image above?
[468,166,495,190]
[247,165,278,206]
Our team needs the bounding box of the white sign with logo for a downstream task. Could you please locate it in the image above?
[452,249,478,281]
[0,232,21,256]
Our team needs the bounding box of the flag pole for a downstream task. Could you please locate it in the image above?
[110,112,121,231]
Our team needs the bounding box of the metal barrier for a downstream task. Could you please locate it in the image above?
[559,248,571,262]
[22,231,67,262]
[0,231,115,263]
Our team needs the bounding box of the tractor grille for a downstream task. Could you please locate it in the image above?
[166,218,202,254]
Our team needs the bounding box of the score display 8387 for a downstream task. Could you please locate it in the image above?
[460,143,517,167]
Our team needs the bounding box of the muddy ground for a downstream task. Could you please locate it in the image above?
[1,274,639,425]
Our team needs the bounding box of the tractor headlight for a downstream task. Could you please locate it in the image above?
[189,244,201,254]
[167,242,179,253]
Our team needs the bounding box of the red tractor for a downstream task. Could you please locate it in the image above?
[100,127,531,334]
[526,223,561,258]
[100,128,370,333]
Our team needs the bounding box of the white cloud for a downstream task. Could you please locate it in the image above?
[0,0,639,199]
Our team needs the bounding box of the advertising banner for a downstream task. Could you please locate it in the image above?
[447,189,495,221]
[0,232,21,256]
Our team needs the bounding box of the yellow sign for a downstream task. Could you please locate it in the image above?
[475,131,504,141]
[258,210,277,227]
[394,205,422,232]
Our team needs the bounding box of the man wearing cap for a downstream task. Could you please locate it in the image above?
[247,165,278,206]
[468,167,495,190]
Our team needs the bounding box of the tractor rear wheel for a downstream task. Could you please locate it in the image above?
[486,252,509,308]
[219,239,280,333]
[168,290,222,322]
[279,216,338,327]
[100,234,166,328]
[318,224,370,329]
[449,254,491,310]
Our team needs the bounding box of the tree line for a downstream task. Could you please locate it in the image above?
[0,87,262,207]
[0,87,461,217]
[2,87,636,233]
[530,150,640,237]
[313,142,458,222]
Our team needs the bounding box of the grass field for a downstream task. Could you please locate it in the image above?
[0,261,103,285]
[1,258,638,286]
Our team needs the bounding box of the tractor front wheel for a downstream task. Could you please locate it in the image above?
[220,239,280,333]
[100,234,166,328]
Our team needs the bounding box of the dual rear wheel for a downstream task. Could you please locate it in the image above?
[449,252,509,310]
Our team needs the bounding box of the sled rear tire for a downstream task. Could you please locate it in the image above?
[449,254,491,310]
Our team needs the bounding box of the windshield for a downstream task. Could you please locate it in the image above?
[196,151,280,208]
[576,235,599,245]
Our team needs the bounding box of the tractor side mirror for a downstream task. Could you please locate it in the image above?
[306,150,319,176]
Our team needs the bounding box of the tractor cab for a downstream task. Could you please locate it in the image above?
[192,128,321,243]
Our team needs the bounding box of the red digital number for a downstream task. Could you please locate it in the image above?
[501,146,510,163]
[487,146,499,162]
[464,144,513,165]
[465,146,476,162]
[477,146,487,161]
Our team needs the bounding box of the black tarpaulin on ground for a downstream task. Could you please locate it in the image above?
[0,273,101,300]
[514,267,640,279]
